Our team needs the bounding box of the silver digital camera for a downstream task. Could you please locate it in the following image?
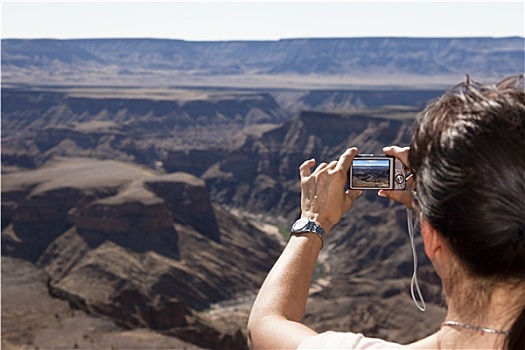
[348,154,406,190]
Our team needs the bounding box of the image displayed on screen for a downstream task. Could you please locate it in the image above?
[351,159,390,188]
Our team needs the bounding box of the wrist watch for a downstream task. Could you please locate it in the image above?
[291,217,325,249]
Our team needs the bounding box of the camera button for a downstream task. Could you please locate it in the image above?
[395,174,405,184]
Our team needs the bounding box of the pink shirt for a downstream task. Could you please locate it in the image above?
[298,331,402,349]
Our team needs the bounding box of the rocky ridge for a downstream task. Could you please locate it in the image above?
[1,87,443,171]
[2,158,283,349]
[3,37,523,88]
[2,102,447,346]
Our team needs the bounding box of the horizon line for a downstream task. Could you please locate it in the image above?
[3,35,524,42]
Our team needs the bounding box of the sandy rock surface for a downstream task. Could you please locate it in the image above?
[1,256,202,350]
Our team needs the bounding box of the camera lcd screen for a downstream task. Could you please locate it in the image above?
[350,158,391,189]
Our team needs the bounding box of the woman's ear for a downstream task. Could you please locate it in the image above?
[420,213,442,261]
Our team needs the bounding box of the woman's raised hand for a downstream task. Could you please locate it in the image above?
[299,147,362,233]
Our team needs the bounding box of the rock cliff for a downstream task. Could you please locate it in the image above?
[2,99,448,346]
[197,106,448,343]
[1,88,288,165]
[1,158,283,349]
[3,38,523,87]
[203,107,416,218]
[2,87,451,347]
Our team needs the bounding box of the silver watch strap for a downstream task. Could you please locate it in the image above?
[291,221,325,249]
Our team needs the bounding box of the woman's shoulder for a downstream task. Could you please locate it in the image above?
[298,331,403,349]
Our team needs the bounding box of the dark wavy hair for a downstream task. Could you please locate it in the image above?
[408,74,525,350]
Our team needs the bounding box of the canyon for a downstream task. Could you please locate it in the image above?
[2,37,523,349]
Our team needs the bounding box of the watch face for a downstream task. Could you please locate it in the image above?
[292,217,309,231]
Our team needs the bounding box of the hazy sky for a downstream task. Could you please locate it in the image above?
[353,159,390,167]
[2,1,524,41]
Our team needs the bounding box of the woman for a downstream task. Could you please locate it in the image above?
[247,75,525,349]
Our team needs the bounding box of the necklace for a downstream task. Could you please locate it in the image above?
[441,321,510,335]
